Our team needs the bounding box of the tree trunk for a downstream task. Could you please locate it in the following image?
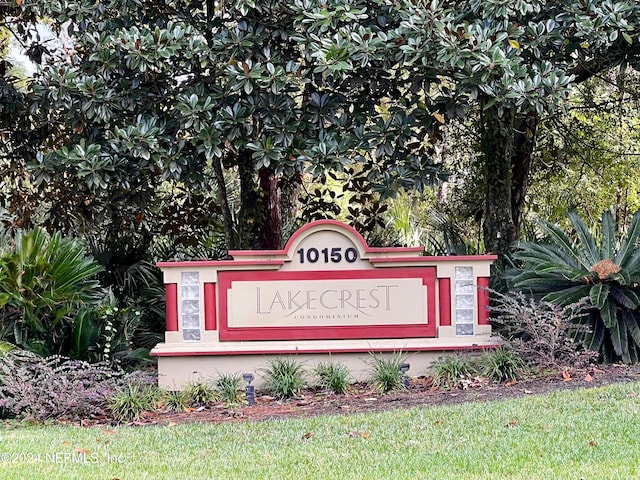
[481,103,518,255]
[237,150,261,249]
[258,166,282,249]
[279,169,303,237]
[510,111,538,239]
[236,151,285,250]
[211,153,236,251]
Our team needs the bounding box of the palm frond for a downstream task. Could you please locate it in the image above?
[589,283,610,310]
[579,312,604,352]
[568,211,601,267]
[515,241,582,270]
[600,211,617,259]
[610,287,640,310]
[608,318,627,360]
[600,300,617,329]
[541,284,591,304]
[620,249,640,279]
[623,311,640,352]
[538,220,583,267]
[616,210,640,267]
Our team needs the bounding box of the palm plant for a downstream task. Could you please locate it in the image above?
[0,228,104,357]
[507,211,640,363]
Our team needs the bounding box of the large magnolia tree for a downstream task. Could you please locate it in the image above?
[3,0,447,251]
[3,0,640,255]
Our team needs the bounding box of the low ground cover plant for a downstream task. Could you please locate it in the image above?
[185,380,218,407]
[477,347,526,382]
[431,347,528,387]
[214,372,244,405]
[162,390,191,413]
[0,350,123,421]
[108,383,160,422]
[313,359,351,394]
[261,357,306,399]
[431,354,477,388]
[367,352,407,393]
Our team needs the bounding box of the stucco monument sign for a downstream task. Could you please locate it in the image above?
[152,220,499,389]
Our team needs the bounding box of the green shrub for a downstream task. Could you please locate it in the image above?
[478,347,526,382]
[431,354,476,388]
[109,383,160,422]
[162,390,191,413]
[214,373,244,405]
[367,352,407,393]
[314,360,351,394]
[261,357,306,399]
[505,210,640,363]
[185,380,218,406]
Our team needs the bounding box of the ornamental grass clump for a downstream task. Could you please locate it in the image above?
[367,352,407,393]
[505,210,640,364]
[261,357,306,399]
[109,383,160,422]
[185,380,218,406]
[313,360,351,394]
[162,390,191,413]
[214,372,244,405]
[477,347,526,382]
[431,354,477,388]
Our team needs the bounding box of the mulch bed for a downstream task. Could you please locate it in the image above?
[133,364,640,426]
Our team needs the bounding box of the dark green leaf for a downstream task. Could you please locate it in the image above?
[538,220,583,267]
[610,287,640,309]
[582,313,604,352]
[600,211,616,259]
[541,285,590,305]
[617,210,640,267]
[600,300,617,329]
[623,311,640,351]
[568,211,600,266]
[589,283,609,310]
[608,319,626,358]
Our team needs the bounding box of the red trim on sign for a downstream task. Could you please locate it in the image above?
[152,343,502,357]
[370,254,498,264]
[204,283,217,331]
[217,268,437,342]
[477,277,491,325]
[367,246,425,254]
[156,259,284,268]
[229,220,426,259]
[438,278,451,327]
[165,283,178,332]
[283,220,368,254]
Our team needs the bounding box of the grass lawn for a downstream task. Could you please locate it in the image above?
[1,382,640,480]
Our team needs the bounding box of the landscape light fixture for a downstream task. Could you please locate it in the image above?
[243,373,255,406]
[399,363,410,388]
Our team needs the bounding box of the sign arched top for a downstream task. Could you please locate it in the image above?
[156,219,497,273]
[228,219,425,271]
